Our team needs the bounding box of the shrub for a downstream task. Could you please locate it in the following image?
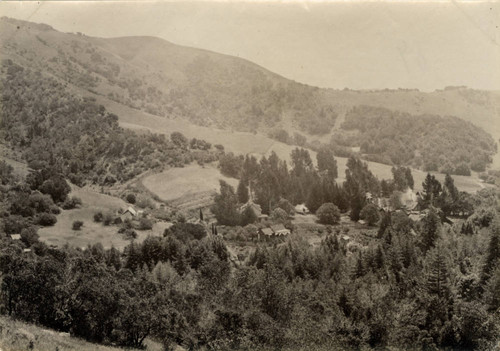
[72,220,84,230]
[126,193,136,204]
[37,213,57,226]
[270,208,289,223]
[103,212,114,226]
[20,227,39,246]
[274,198,294,215]
[317,203,341,225]
[94,211,103,222]
[136,194,154,209]
[360,204,380,226]
[62,196,82,210]
[50,205,61,215]
[123,228,137,240]
[137,217,153,230]
[118,220,133,233]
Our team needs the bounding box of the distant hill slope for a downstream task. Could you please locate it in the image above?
[1,16,498,170]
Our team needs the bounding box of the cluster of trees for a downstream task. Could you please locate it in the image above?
[0,226,230,349]
[214,147,345,223]
[215,146,477,229]
[418,173,474,218]
[340,105,497,173]
[0,160,73,235]
[1,59,219,187]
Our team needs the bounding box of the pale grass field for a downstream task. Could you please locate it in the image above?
[142,163,238,203]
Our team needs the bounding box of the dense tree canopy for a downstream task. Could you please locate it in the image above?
[341,105,496,174]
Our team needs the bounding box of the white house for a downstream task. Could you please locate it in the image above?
[294,203,309,215]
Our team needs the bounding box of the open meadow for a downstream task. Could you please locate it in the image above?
[37,186,167,250]
[141,163,238,208]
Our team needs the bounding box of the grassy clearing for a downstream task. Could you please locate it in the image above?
[141,163,238,208]
[0,316,163,351]
[38,186,165,250]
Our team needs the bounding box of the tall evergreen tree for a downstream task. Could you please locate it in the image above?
[316,147,338,178]
[420,173,442,208]
[481,221,500,284]
[378,211,392,238]
[426,246,449,298]
[237,179,249,204]
[421,207,441,253]
[211,180,240,226]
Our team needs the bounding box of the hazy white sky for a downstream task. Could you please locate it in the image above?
[1,1,499,91]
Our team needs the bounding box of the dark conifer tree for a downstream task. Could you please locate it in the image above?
[481,222,500,285]
[237,179,249,204]
[421,207,441,253]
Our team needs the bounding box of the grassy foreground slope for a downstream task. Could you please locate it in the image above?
[0,316,164,351]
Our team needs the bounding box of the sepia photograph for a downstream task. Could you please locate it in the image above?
[0,1,499,350]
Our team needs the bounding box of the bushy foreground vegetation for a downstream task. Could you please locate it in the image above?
[1,172,500,350]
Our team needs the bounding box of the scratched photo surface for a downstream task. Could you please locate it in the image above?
[0,2,499,351]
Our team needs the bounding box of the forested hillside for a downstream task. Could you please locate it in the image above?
[0,59,219,187]
[337,105,497,174]
[1,16,498,174]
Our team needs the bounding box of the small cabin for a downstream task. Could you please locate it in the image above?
[121,206,137,220]
[294,204,309,215]
[10,234,21,240]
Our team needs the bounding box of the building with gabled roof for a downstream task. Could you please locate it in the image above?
[121,206,137,221]
[259,227,274,237]
[294,203,309,215]
[10,234,21,240]
[270,224,290,236]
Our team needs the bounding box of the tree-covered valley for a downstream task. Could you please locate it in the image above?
[1,15,500,351]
